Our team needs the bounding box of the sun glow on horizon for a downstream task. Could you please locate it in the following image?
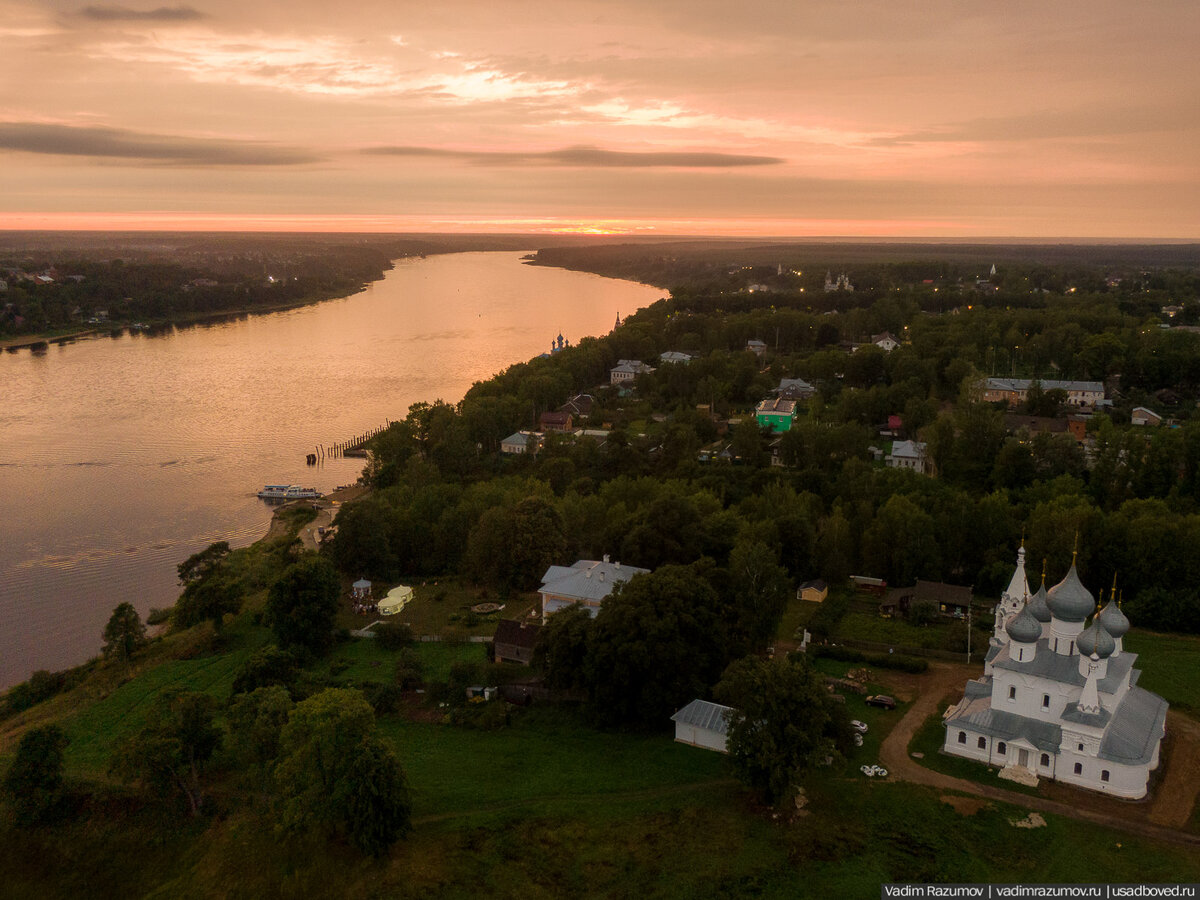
[0,211,982,238]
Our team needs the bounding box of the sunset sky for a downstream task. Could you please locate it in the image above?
[2,0,1198,237]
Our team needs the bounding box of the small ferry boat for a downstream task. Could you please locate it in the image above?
[257,484,322,500]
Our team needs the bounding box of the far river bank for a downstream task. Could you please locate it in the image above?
[0,251,664,687]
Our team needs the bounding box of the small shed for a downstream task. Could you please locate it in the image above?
[351,579,372,600]
[494,618,542,665]
[671,699,734,753]
[379,585,414,616]
[798,579,828,603]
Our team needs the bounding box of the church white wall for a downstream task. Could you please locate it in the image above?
[991,670,1080,721]
[945,726,1150,798]
[1056,750,1149,799]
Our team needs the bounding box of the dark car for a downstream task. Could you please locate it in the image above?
[865,695,897,710]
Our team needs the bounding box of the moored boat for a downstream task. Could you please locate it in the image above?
[257,484,322,500]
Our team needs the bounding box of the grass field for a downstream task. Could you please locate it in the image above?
[377,706,729,825]
[5,690,1200,899]
[322,636,489,685]
[57,623,272,776]
[338,577,539,637]
[1123,630,1200,711]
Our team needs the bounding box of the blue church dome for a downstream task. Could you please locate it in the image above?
[1047,563,1096,623]
[1098,601,1130,639]
[1076,619,1115,659]
[1028,583,1052,623]
[1006,605,1042,644]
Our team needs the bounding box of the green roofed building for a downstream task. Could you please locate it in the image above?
[755,397,796,433]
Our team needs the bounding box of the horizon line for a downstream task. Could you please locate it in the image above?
[1,212,1198,243]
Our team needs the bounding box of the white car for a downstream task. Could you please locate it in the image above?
[850,719,868,734]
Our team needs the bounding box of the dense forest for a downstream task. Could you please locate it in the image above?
[332,245,1200,634]
[5,244,1200,895]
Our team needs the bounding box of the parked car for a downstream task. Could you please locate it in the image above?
[850,719,868,733]
[865,695,897,710]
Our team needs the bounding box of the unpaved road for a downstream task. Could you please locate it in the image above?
[878,663,1200,846]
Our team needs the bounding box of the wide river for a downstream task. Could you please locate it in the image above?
[0,252,662,688]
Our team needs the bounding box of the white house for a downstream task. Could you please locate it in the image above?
[746,339,767,356]
[659,351,693,365]
[539,555,649,622]
[872,331,900,352]
[500,431,541,454]
[886,439,927,474]
[942,545,1167,799]
[671,699,733,752]
[610,359,655,384]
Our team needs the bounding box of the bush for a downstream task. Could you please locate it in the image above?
[393,648,424,690]
[810,645,928,673]
[146,607,173,626]
[4,670,66,715]
[446,699,511,730]
[365,682,404,715]
[906,600,939,626]
[375,623,414,651]
[2,725,70,826]
[807,595,849,640]
[231,645,301,697]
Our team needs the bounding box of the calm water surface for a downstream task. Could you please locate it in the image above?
[0,252,662,687]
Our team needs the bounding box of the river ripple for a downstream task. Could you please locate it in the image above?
[0,252,662,687]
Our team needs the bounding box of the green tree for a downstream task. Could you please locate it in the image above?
[109,690,222,816]
[2,725,70,826]
[228,685,294,794]
[101,602,147,663]
[275,688,411,856]
[230,645,301,697]
[465,497,567,593]
[728,538,791,647]
[266,555,342,656]
[177,541,231,584]
[534,603,593,691]
[715,654,848,805]
[175,574,242,634]
[585,565,730,728]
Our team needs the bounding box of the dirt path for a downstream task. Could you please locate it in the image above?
[298,505,334,552]
[1148,711,1200,827]
[879,663,1200,847]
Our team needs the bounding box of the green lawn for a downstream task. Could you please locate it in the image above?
[339,577,539,637]
[775,595,820,643]
[58,624,272,776]
[6,696,1200,899]
[837,611,958,650]
[1123,630,1200,712]
[376,707,730,826]
[323,637,488,686]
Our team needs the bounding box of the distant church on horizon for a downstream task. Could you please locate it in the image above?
[942,544,1167,799]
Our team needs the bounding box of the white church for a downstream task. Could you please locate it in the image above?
[942,544,1167,799]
